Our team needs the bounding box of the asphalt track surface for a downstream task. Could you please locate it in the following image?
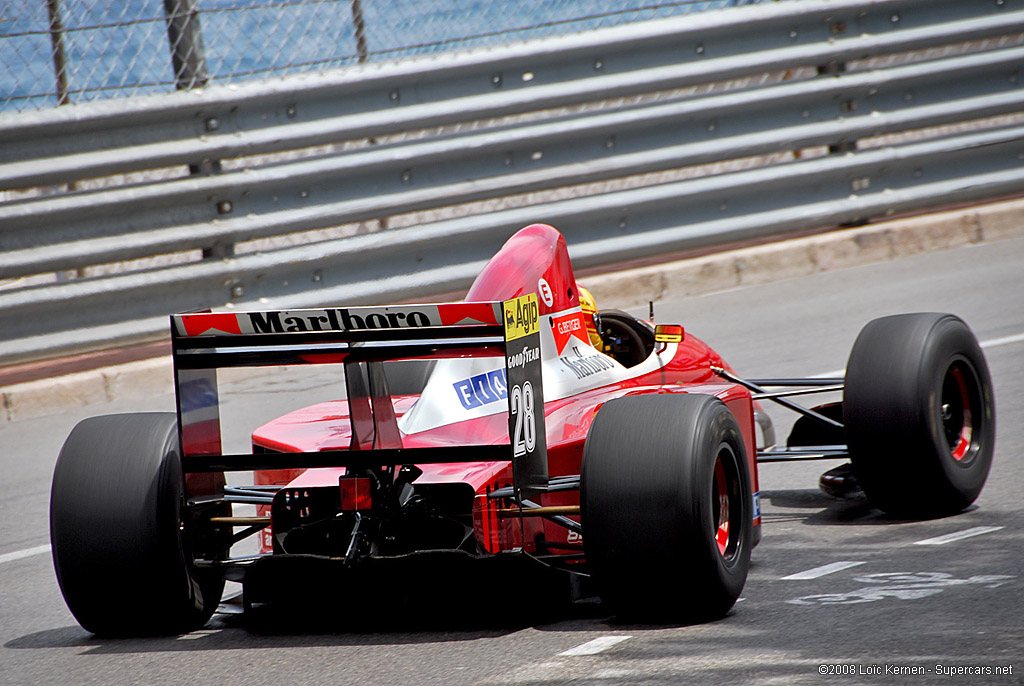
[1,236,1022,685]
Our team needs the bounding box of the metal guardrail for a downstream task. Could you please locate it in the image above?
[1,0,1023,364]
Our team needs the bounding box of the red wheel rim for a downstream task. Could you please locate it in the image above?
[714,457,729,556]
[711,447,740,561]
[941,362,976,463]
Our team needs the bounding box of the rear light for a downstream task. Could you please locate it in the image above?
[339,476,373,511]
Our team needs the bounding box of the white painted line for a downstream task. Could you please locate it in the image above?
[782,561,866,580]
[980,332,1024,349]
[178,629,222,641]
[811,369,845,379]
[559,635,633,657]
[913,526,1004,546]
[0,544,51,565]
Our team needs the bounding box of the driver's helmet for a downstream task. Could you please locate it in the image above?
[576,284,603,349]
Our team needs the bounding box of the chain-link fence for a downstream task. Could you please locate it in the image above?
[1,0,764,114]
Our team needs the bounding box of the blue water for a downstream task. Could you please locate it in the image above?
[1,0,759,113]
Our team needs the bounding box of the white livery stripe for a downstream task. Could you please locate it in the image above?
[782,561,866,580]
[913,526,1004,546]
[559,636,633,656]
[0,544,51,565]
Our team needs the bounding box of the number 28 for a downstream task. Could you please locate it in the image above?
[510,381,536,457]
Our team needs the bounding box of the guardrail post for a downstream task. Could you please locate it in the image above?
[818,21,855,156]
[164,0,227,258]
[349,0,387,231]
[163,0,209,90]
[45,0,78,272]
[45,0,70,107]
[350,0,369,64]
[818,60,856,154]
[202,243,235,259]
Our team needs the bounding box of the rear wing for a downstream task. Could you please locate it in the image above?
[171,297,547,498]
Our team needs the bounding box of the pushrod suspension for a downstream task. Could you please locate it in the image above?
[712,366,844,430]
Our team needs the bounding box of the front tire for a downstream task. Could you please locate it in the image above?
[581,394,752,622]
[50,413,225,636]
[844,313,995,518]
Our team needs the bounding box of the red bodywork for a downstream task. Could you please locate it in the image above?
[249,224,761,556]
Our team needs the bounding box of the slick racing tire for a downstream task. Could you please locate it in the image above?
[50,413,225,636]
[581,394,752,622]
[844,313,995,519]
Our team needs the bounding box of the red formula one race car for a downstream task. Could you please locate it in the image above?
[50,224,995,636]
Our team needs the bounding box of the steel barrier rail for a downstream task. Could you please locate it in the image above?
[4,44,1024,278]
[0,0,1022,364]
[3,123,1023,362]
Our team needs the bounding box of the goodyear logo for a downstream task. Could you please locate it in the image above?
[503,293,539,341]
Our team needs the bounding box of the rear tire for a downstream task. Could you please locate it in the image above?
[844,313,995,518]
[581,394,751,622]
[50,413,225,636]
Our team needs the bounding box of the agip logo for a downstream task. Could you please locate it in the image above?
[503,293,540,341]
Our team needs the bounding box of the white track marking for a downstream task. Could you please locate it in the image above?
[782,561,866,580]
[913,526,1004,546]
[0,544,51,565]
[178,629,223,641]
[559,636,633,656]
[980,332,1024,349]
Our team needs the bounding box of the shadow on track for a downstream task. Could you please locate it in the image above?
[4,586,603,655]
[761,489,979,526]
